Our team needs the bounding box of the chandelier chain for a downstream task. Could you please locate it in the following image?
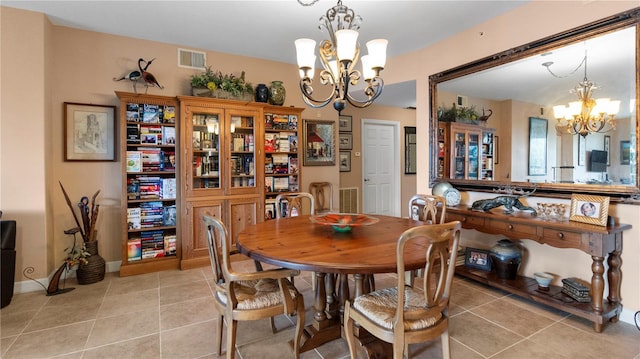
[544,52,587,79]
[297,0,319,7]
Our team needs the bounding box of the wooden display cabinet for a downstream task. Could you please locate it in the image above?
[116,91,180,276]
[439,122,495,181]
[261,104,304,220]
[178,96,262,269]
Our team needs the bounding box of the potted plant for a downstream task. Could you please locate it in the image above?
[190,67,254,101]
[438,103,479,124]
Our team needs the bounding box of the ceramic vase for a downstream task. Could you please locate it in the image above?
[76,240,106,285]
[489,239,522,280]
[268,81,286,106]
[255,83,269,103]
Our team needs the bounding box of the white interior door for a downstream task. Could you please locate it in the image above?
[361,119,400,216]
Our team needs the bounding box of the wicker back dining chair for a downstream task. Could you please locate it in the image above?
[408,194,446,224]
[203,215,306,359]
[309,182,333,214]
[344,221,462,359]
[275,192,315,218]
[406,194,447,285]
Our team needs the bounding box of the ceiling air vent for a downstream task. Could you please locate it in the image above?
[178,48,206,69]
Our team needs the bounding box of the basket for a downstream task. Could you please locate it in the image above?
[76,240,106,285]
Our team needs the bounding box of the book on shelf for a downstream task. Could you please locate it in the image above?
[127,178,140,200]
[127,207,141,230]
[273,177,289,191]
[279,132,293,152]
[265,176,273,192]
[265,199,276,220]
[288,115,298,130]
[272,154,289,174]
[288,134,298,152]
[273,114,289,129]
[140,133,158,145]
[233,135,245,152]
[162,150,175,171]
[264,113,274,129]
[142,104,160,123]
[289,175,299,192]
[162,126,176,145]
[127,238,142,261]
[164,235,177,256]
[126,124,140,144]
[162,205,177,226]
[264,156,273,174]
[162,106,176,124]
[288,157,298,175]
[192,131,201,149]
[126,103,140,122]
[245,134,254,152]
[161,178,176,199]
[126,151,142,172]
[264,133,277,152]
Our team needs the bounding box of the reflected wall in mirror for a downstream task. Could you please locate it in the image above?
[429,8,639,200]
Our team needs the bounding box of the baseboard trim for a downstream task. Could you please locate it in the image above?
[13,260,122,294]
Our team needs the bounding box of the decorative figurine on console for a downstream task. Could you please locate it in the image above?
[470,184,537,215]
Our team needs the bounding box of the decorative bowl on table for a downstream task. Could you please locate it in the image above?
[533,272,553,291]
[309,213,379,233]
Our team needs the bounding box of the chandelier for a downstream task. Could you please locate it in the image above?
[549,51,620,137]
[294,0,387,113]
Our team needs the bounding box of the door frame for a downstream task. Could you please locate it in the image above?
[361,118,401,217]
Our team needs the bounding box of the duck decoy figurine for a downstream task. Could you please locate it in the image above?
[478,108,493,125]
[138,58,164,93]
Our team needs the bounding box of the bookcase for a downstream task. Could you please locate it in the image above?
[116,91,180,276]
[177,96,264,269]
[438,122,495,181]
[262,105,304,220]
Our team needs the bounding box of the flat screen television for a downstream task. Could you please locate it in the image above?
[589,150,608,172]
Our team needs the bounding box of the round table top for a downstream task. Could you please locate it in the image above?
[236,214,426,274]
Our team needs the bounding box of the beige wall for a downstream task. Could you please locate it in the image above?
[1,2,639,322]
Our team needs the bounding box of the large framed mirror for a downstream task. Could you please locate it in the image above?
[429,8,639,201]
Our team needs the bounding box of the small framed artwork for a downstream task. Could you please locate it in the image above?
[303,119,335,166]
[464,247,491,271]
[64,102,116,161]
[569,194,609,226]
[339,115,352,132]
[578,135,586,166]
[339,151,351,172]
[528,117,547,175]
[604,135,610,166]
[620,140,631,165]
[339,133,353,150]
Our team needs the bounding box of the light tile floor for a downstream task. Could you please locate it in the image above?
[1,260,639,359]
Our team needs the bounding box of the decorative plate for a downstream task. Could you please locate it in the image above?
[443,188,461,207]
[310,213,380,232]
[432,181,453,196]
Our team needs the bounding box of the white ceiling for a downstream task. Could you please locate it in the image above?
[3,0,529,108]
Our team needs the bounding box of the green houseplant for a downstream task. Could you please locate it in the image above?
[437,103,479,123]
[190,67,254,100]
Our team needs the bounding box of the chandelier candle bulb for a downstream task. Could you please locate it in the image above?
[336,29,358,62]
[366,39,388,69]
[361,55,374,80]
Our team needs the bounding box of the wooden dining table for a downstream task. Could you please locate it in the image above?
[235,214,425,356]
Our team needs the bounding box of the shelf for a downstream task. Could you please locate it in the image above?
[455,265,620,324]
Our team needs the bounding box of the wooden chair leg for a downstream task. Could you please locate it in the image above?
[441,329,451,359]
[343,301,358,359]
[254,260,264,271]
[293,294,306,358]
[215,313,223,355]
[227,318,238,359]
[269,316,277,333]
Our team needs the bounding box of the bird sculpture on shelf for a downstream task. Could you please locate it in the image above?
[113,69,142,93]
[138,58,164,93]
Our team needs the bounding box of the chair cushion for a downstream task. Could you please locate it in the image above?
[352,286,442,330]
[215,278,299,310]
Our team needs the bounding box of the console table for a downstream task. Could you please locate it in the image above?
[445,206,631,332]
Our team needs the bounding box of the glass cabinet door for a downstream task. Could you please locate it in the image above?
[467,133,479,180]
[227,111,256,192]
[453,131,466,179]
[191,113,221,190]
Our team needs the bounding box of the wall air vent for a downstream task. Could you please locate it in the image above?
[178,48,206,69]
[339,187,359,213]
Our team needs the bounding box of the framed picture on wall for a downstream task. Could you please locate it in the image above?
[64,102,117,161]
[339,133,353,150]
[303,119,335,166]
[339,115,352,132]
[604,135,610,166]
[620,140,631,165]
[339,151,351,172]
[528,117,547,175]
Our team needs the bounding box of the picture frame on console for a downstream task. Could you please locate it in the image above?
[569,194,609,226]
[64,102,116,161]
[464,247,491,271]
